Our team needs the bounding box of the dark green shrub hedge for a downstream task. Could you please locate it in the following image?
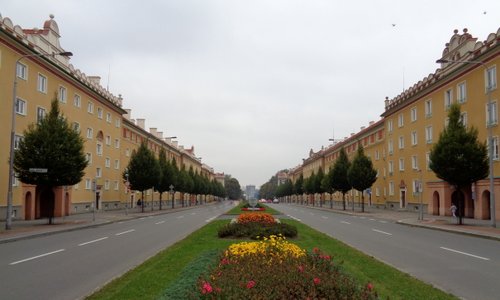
[218,222,297,239]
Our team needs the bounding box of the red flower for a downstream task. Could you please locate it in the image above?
[298,265,304,272]
[313,277,321,285]
[201,281,213,294]
[367,283,374,291]
[246,280,256,289]
[221,257,230,265]
[313,247,320,254]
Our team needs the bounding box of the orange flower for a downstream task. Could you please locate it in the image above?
[237,213,275,225]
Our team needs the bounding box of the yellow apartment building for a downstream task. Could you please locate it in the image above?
[285,27,499,223]
[382,28,499,221]
[1,15,217,221]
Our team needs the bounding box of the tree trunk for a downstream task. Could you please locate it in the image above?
[141,191,145,213]
[361,193,365,213]
[159,192,163,210]
[342,193,346,211]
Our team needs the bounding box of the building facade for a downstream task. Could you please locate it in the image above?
[1,15,218,220]
[286,27,500,223]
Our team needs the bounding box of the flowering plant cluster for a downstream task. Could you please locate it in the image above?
[237,212,276,225]
[197,236,378,299]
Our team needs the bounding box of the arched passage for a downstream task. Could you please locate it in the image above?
[36,186,55,221]
[432,191,440,215]
[25,192,33,220]
[481,190,491,220]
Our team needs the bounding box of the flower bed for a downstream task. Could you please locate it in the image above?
[241,207,266,211]
[218,213,297,239]
[197,235,377,299]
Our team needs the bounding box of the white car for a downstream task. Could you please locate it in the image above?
[272,199,279,203]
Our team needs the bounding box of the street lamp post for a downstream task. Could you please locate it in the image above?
[5,51,72,230]
[416,169,423,221]
[436,58,496,227]
[169,184,175,209]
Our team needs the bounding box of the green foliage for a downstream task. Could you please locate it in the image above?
[315,167,325,194]
[14,98,88,187]
[159,250,220,300]
[125,141,160,192]
[303,171,316,194]
[217,222,298,239]
[430,103,488,188]
[331,147,351,195]
[294,174,304,195]
[225,175,242,200]
[348,145,377,211]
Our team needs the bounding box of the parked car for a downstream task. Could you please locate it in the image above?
[273,198,279,203]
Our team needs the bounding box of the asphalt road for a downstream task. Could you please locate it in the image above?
[269,203,500,300]
[0,202,233,300]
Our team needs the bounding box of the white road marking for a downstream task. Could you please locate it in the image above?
[287,214,302,222]
[321,216,328,219]
[205,216,217,222]
[360,216,366,219]
[369,219,376,221]
[341,221,351,225]
[372,229,392,236]
[78,237,108,246]
[191,212,196,215]
[115,229,135,236]
[155,221,165,225]
[379,220,387,223]
[440,247,490,261]
[118,221,124,224]
[10,249,65,265]
[177,215,184,219]
[139,217,146,220]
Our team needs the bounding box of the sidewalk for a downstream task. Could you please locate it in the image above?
[0,205,198,244]
[285,203,500,242]
[2,203,500,243]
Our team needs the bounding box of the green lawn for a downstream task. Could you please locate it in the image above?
[87,218,457,300]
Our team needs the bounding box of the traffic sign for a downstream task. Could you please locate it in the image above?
[29,168,48,173]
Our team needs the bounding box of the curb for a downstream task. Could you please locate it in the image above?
[396,219,500,242]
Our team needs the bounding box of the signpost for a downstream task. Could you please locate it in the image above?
[29,168,48,173]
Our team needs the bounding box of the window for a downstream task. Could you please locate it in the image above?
[388,140,394,154]
[388,161,394,175]
[74,94,81,108]
[114,139,120,149]
[425,126,433,143]
[85,179,92,190]
[398,113,404,127]
[114,159,120,169]
[410,107,417,122]
[97,107,103,119]
[425,99,432,117]
[486,66,497,91]
[16,62,27,80]
[491,136,499,160]
[413,180,421,194]
[106,112,111,123]
[387,120,393,132]
[115,118,121,128]
[15,98,27,115]
[105,157,110,168]
[412,155,418,170]
[73,122,80,133]
[58,86,67,103]
[375,187,380,197]
[444,88,453,109]
[86,128,93,139]
[37,74,47,93]
[457,82,466,103]
[114,180,119,191]
[389,181,394,196]
[126,148,130,157]
[426,152,431,170]
[460,112,468,127]
[96,142,103,156]
[399,158,405,171]
[375,150,380,160]
[36,107,46,123]
[487,101,498,126]
[14,135,23,149]
[87,102,94,113]
[398,136,404,149]
[105,135,111,146]
[96,167,102,178]
[85,152,92,164]
[411,131,417,146]
[104,180,110,190]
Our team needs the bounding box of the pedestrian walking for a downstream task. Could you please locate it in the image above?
[450,203,457,218]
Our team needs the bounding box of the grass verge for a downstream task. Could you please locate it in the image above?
[87,220,457,300]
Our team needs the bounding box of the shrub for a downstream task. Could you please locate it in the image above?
[197,237,378,299]
[217,222,298,239]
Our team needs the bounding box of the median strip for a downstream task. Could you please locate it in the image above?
[439,247,490,261]
[10,249,65,265]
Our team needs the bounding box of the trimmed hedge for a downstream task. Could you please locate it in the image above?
[218,222,298,239]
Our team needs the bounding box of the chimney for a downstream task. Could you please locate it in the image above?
[172,141,178,147]
[124,109,131,120]
[150,128,157,136]
[157,131,163,139]
[117,94,123,106]
[360,126,366,130]
[369,121,374,125]
[136,118,145,129]
[384,96,390,109]
[88,76,101,85]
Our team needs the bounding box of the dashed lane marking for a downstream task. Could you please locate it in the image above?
[440,247,490,261]
[115,229,135,236]
[10,249,65,265]
[372,229,392,236]
[78,237,108,246]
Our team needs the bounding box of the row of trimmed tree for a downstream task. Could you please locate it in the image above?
[272,144,377,212]
[124,142,226,212]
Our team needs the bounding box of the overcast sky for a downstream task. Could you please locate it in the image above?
[2,1,499,187]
